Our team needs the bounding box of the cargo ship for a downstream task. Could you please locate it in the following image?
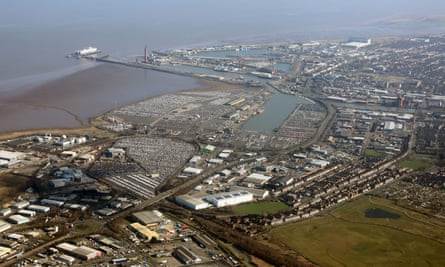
[74,47,101,57]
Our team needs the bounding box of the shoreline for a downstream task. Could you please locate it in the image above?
[0,77,243,141]
[0,63,204,135]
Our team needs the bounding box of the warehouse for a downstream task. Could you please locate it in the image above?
[132,210,163,226]
[41,199,64,207]
[174,246,201,265]
[175,195,210,210]
[56,242,102,261]
[0,150,25,168]
[49,179,69,188]
[0,208,11,217]
[0,246,11,259]
[308,159,330,168]
[17,209,36,217]
[96,208,117,217]
[11,201,30,209]
[242,173,272,187]
[0,220,11,233]
[182,167,203,175]
[230,186,269,200]
[27,204,50,213]
[55,254,76,265]
[7,215,30,225]
[204,190,253,208]
[128,223,159,241]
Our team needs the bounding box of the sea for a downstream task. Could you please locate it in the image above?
[1,0,445,133]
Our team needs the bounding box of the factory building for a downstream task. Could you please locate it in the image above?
[0,220,11,233]
[308,159,330,168]
[188,155,202,165]
[55,254,76,265]
[41,199,64,207]
[0,208,11,217]
[11,201,30,209]
[191,234,217,249]
[174,246,202,265]
[17,209,36,217]
[204,190,253,208]
[56,242,102,261]
[0,150,25,168]
[96,208,117,217]
[128,223,160,241]
[182,167,203,175]
[103,147,126,158]
[27,205,50,213]
[0,246,11,259]
[175,195,210,210]
[49,179,69,188]
[132,210,163,226]
[7,215,30,225]
[230,186,269,200]
[242,173,272,187]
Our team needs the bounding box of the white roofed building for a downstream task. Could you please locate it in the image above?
[204,191,253,208]
[175,195,210,210]
[242,173,272,187]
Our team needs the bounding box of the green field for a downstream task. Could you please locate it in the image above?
[365,149,387,158]
[399,159,433,171]
[232,201,289,215]
[268,196,445,267]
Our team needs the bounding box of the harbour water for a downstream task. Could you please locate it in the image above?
[242,92,312,132]
[1,0,445,132]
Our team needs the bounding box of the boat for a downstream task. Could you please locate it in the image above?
[256,108,264,115]
[74,47,101,57]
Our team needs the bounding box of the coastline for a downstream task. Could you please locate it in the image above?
[0,63,204,135]
[0,71,238,140]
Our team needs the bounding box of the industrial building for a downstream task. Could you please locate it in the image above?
[56,242,102,261]
[90,234,122,250]
[204,190,253,208]
[308,159,330,168]
[7,215,30,225]
[17,209,36,217]
[191,234,217,249]
[41,199,64,207]
[0,246,11,259]
[0,208,11,217]
[49,179,69,188]
[175,195,210,210]
[341,38,372,48]
[0,220,11,233]
[128,223,160,241]
[55,254,76,265]
[242,173,272,187]
[0,150,25,168]
[230,186,270,199]
[96,208,117,217]
[26,204,50,214]
[182,167,203,175]
[103,147,126,158]
[132,210,163,226]
[174,246,202,265]
[11,201,30,209]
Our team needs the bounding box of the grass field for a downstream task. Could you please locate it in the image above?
[399,159,433,171]
[365,149,387,158]
[268,196,445,267]
[232,201,289,215]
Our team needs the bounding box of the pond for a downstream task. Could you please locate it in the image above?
[365,208,401,219]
